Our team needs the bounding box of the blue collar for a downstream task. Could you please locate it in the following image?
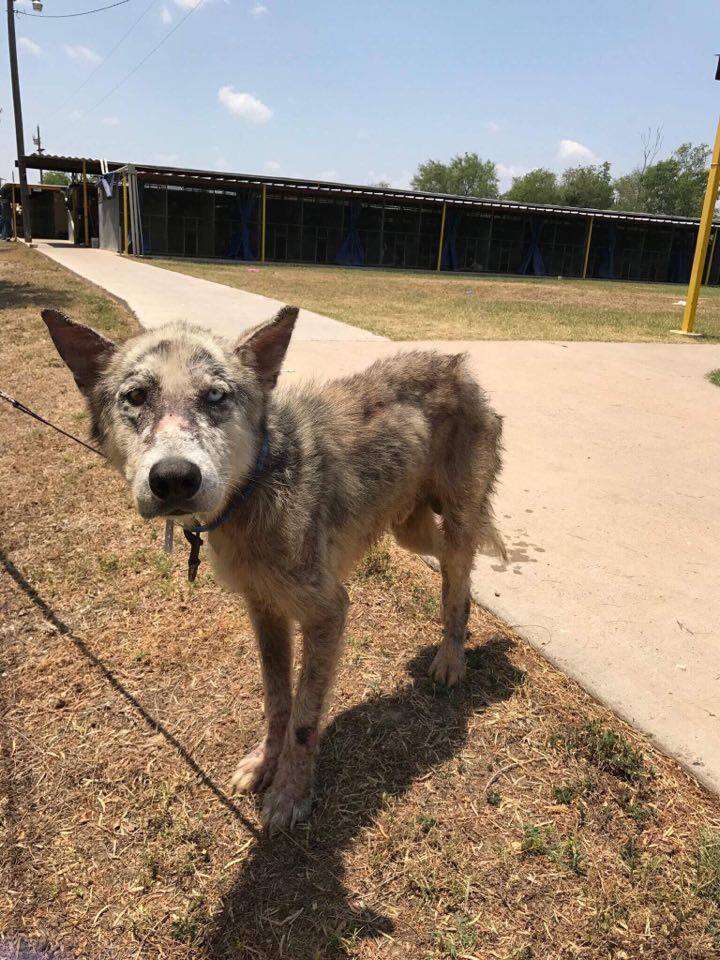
[181,429,270,581]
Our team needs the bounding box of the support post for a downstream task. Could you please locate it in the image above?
[122,175,129,254]
[82,160,90,247]
[436,201,447,272]
[679,116,720,335]
[6,0,32,243]
[261,183,267,262]
[11,184,17,240]
[582,216,594,279]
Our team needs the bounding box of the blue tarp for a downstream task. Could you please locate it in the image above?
[225,192,258,260]
[336,201,365,266]
[519,219,546,276]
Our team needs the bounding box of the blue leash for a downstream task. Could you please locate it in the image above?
[180,430,270,582]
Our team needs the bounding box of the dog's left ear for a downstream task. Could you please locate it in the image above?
[235,305,299,391]
[41,309,117,396]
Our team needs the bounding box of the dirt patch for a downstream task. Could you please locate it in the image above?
[2,243,720,959]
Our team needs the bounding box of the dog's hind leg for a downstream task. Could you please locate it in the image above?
[392,501,443,558]
[429,532,475,687]
[262,584,349,834]
[231,598,293,795]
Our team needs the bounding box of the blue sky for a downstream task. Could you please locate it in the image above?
[2,0,719,190]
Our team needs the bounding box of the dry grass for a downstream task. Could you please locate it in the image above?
[149,257,720,342]
[3,242,720,959]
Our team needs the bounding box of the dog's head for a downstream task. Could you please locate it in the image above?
[41,307,298,521]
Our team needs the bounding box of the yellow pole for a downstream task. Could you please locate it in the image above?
[436,202,447,272]
[82,159,90,248]
[680,116,720,334]
[11,185,17,240]
[261,183,267,263]
[703,228,717,284]
[122,175,129,254]
[582,216,594,279]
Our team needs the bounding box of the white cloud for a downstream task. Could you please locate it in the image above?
[557,139,597,164]
[68,109,84,122]
[217,86,272,123]
[18,37,42,56]
[485,120,500,134]
[250,3,268,16]
[174,0,203,9]
[64,44,102,65]
[160,5,172,23]
[264,160,281,172]
[101,116,120,126]
[496,163,525,191]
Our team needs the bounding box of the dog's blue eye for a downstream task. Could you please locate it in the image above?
[206,387,226,403]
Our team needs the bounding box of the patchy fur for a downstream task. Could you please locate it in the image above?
[41,306,505,833]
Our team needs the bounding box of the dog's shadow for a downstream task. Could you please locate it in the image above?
[205,637,523,959]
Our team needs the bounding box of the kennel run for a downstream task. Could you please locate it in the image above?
[10,152,720,285]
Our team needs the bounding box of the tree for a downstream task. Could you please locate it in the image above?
[42,172,71,186]
[411,152,499,198]
[613,139,709,217]
[504,168,559,204]
[559,162,614,209]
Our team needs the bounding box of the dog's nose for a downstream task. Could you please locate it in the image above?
[148,457,202,502]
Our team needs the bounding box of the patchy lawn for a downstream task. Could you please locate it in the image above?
[2,242,720,959]
[149,257,720,342]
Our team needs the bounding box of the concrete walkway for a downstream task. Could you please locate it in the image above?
[36,241,384,342]
[34,242,720,793]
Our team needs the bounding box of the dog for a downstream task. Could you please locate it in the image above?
[41,306,505,834]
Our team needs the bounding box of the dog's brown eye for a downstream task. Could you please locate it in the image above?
[125,387,147,407]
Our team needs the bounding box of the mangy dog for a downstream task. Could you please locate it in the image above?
[42,306,505,834]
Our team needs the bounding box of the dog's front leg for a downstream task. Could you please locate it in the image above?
[231,598,293,795]
[262,586,349,834]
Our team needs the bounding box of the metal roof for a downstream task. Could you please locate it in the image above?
[20,153,717,228]
[0,181,65,198]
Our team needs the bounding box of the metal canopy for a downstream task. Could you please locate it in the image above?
[21,153,716,228]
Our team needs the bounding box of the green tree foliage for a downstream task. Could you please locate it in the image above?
[42,172,71,186]
[614,143,710,217]
[411,152,499,198]
[559,162,614,209]
[504,168,559,204]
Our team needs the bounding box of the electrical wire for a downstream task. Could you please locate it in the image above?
[81,0,205,116]
[48,0,160,122]
[15,0,134,18]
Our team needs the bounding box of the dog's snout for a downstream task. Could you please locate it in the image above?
[148,457,202,502]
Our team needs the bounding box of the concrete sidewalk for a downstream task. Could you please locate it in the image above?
[36,241,384,342]
[34,241,720,793]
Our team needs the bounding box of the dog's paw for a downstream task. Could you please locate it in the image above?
[261,769,314,836]
[429,644,466,687]
[230,741,278,795]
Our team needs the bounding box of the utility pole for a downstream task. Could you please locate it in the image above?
[6,0,35,243]
[676,58,720,336]
[32,124,45,183]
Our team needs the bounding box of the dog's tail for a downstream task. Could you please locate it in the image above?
[477,522,508,563]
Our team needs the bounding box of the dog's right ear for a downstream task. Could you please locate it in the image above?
[41,309,117,396]
[235,305,299,391]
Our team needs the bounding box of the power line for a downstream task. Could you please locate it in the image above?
[16,0,134,18]
[48,0,160,123]
[82,0,206,116]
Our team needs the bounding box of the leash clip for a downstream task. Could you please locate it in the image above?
[183,528,203,582]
